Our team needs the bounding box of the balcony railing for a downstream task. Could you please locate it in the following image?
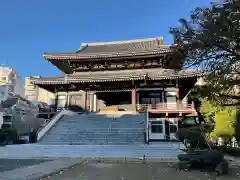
[136,102,195,112]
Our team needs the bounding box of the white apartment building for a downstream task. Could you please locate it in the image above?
[25,77,55,105]
[0,67,25,102]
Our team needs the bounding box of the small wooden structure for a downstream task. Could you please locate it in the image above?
[145,102,198,142]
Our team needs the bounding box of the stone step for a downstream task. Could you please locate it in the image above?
[49,131,143,134]
[39,114,146,145]
[0,144,184,159]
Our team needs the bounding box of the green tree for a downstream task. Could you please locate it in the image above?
[198,97,238,140]
[199,97,220,121]
[170,0,240,106]
[213,108,238,138]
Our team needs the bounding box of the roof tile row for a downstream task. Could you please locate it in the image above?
[30,68,202,84]
[43,37,171,60]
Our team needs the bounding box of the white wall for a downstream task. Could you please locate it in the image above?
[25,76,55,105]
[0,85,14,102]
[15,76,25,97]
[0,67,25,98]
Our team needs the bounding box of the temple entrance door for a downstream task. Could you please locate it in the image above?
[148,118,165,140]
[69,95,83,111]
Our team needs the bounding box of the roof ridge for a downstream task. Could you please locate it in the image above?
[80,37,164,47]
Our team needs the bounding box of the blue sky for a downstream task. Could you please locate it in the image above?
[0,0,211,79]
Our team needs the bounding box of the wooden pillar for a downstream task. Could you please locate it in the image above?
[162,88,166,107]
[131,87,136,110]
[136,91,139,104]
[65,91,69,109]
[54,86,58,112]
[93,93,97,112]
[85,90,88,111]
[176,78,180,108]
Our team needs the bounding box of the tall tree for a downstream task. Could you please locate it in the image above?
[170,0,240,106]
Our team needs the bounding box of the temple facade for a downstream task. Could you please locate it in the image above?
[30,37,202,113]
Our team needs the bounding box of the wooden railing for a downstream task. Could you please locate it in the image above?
[136,102,195,112]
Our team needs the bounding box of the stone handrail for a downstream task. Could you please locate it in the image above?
[37,109,76,141]
[37,111,60,133]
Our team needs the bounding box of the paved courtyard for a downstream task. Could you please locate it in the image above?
[0,158,82,180]
[41,160,240,180]
[0,158,239,180]
[0,159,52,173]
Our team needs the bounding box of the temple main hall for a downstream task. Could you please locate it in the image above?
[30,37,202,113]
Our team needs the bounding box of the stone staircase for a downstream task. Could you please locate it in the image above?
[38,112,145,145]
[1,111,185,160]
[0,143,185,159]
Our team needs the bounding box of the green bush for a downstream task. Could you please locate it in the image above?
[0,129,5,142]
[199,98,238,139]
[4,128,18,141]
[0,128,18,143]
[212,109,237,138]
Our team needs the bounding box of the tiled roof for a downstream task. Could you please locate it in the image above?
[29,76,68,85]
[43,37,171,60]
[66,70,147,82]
[30,68,203,84]
[148,69,202,80]
[77,37,165,54]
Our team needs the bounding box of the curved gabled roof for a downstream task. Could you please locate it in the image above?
[43,37,172,60]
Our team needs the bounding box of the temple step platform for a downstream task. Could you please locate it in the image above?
[0,143,184,159]
[38,112,146,145]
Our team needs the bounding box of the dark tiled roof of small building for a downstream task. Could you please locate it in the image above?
[30,68,203,84]
[43,37,171,60]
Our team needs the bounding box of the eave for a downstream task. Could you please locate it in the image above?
[43,49,172,62]
[29,68,204,85]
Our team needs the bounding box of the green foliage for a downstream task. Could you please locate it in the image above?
[170,0,240,105]
[213,108,238,138]
[199,97,238,138]
[0,128,18,142]
[200,98,219,119]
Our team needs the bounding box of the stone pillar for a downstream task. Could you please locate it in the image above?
[131,88,136,110]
